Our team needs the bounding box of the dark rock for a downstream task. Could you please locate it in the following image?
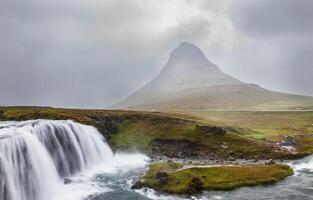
[149,138,206,158]
[64,178,73,184]
[89,114,118,138]
[159,177,169,184]
[150,117,190,125]
[187,177,204,194]
[131,181,145,189]
[155,171,168,179]
[0,110,4,120]
[229,156,236,161]
[155,171,169,184]
[281,136,296,146]
[195,125,226,135]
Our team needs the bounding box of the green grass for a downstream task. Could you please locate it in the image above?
[186,110,313,156]
[140,162,293,194]
[0,107,311,158]
[190,111,313,140]
[110,116,290,159]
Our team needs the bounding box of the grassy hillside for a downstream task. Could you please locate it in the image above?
[189,110,313,155]
[118,84,313,111]
[0,107,308,159]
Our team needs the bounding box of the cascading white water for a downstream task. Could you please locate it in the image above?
[0,120,114,200]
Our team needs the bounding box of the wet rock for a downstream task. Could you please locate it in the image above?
[89,114,118,138]
[131,181,145,189]
[0,110,4,120]
[64,178,73,184]
[187,177,204,194]
[265,159,275,165]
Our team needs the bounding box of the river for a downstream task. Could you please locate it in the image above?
[1,120,313,200]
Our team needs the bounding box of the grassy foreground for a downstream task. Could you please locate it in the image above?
[135,162,293,194]
[0,107,311,159]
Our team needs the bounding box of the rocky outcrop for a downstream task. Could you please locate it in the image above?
[131,181,145,190]
[195,125,226,135]
[187,177,204,194]
[281,136,296,146]
[150,138,207,158]
[155,171,169,184]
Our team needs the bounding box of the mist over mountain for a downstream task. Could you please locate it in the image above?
[114,42,313,111]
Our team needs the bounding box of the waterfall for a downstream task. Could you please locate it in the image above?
[0,120,114,200]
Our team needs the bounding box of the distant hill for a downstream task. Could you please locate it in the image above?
[114,42,313,111]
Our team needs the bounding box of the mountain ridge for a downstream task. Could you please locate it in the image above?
[114,42,313,111]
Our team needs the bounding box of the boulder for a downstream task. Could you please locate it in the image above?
[64,178,73,184]
[195,125,226,135]
[187,177,204,194]
[229,156,236,161]
[155,171,168,179]
[131,181,145,189]
[155,171,169,184]
[159,177,169,184]
[265,159,275,165]
[281,136,296,146]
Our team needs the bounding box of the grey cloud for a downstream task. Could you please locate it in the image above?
[215,0,313,97]
[232,0,313,37]
[278,37,313,95]
[164,17,212,50]
[0,0,162,108]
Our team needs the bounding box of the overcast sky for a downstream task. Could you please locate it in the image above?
[0,0,312,108]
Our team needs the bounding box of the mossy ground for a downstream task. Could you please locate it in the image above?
[0,107,311,158]
[189,111,313,154]
[190,111,313,140]
[140,162,294,194]
[110,116,291,159]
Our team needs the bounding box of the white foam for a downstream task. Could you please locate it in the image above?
[0,120,114,200]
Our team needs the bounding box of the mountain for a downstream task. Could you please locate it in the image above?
[114,42,313,111]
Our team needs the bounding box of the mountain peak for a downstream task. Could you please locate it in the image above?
[169,42,208,64]
[178,42,199,49]
[154,42,242,90]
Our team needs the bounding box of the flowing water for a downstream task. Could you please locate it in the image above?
[1,120,313,200]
